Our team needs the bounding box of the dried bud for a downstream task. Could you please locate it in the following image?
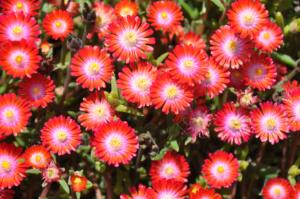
[66,35,83,53]
[83,3,96,24]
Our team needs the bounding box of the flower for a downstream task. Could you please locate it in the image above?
[41,116,82,155]
[70,46,114,91]
[283,88,300,131]
[152,180,187,199]
[236,88,258,107]
[105,16,155,63]
[150,73,193,114]
[227,0,269,38]
[180,32,206,50]
[117,62,157,107]
[0,189,15,199]
[91,120,139,167]
[228,68,245,90]
[70,174,88,192]
[0,41,41,78]
[150,151,190,184]
[214,103,251,145]
[250,102,289,144]
[42,9,73,40]
[115,0,138,18]
[242,54,277,91]
[23,145,51,169]
[262,178,293,199]
[255,21,283,53]
[189,186,222,199]
[201,150,239,189]
[165,44,208,86]
[186,106,212,140]
[0,13,40,42]
[0,93,31,136]
[195,58,230,98]
[79,92,114,131]
[120,184,155,199]
[42,161,61,183]
[209,25,253,69]
[292,183,300,199]
[18,73,55,108]
[0,143,27,189]
[0,0,41,16]
[147,1,183,32]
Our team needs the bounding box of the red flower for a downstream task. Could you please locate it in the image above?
[120,184,155,199]
[23,145,51,169]
[227,0,269,38]
[150,151,190,184]
[228,68,245,90]
[201,150,239,189]
[152,180,187,199]
[236,88,258,107]
[190,187,222,199]
[42,161,61,183]
[166,45,208,86]
[180,32,206,50]
[0,143,27,189]
[0,41,41,78]
[70,174,88,192]
[150,73,193,114]
[41,116,82,155]
[18,73,55,108]
[0,189,15,199]
[91,120,139,167]
[242,54,277,91]
[0,93,31,136]
[210,25,253,69]
[262,178,293,199]
[42,10,73,40]
[0,13,40,42]
[195,58,230,98]
[283,88,300,131]
[117,62,157,107]
[70,46,114,91]
[292,183,300,199]
[115,0,138,18]
[255,21,283,53]
[0,0,40,16]
[105,16,155,63]
[147,1,183,32]
[79,92,114,131]
[214,103,251,145]
[250,102,289,144]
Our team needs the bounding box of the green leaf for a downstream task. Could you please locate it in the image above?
[110,74,119,98]
[26,169,41,175]
[272,52,297,68]
[115,105,143,116]
[76,192,81,199]
[211,0,225,12]
[170,140,179,152]
[59,179,70,194]
[155,52,169,65]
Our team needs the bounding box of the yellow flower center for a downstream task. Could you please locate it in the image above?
[15,55,23,64]
[55,21,62,28]
[262,32,271,40]
[255,68,263,76]
[57,130,68,142]
[217,165,225,174]
[183,60,194,70]
[244,14,254,25]
[74,177,82,184]
[193,117,204,127]
[88,62,100,74]
[165,166,174,176]
[33,87,41,95]
[5,110,15,121]
[1,160,11,172]
[230,118,241,130]
[125,31,137,46]
[191,186,200,194]
[121,7,132,16]
[109,137,122,152]
[266,118,276,130]
[16,1,24,9]
[13,25,23,35]
[241,94,251,105]
[136,77,150,91]
[227,40,237,52]
[274,187,282,196]
[94,106,105,117]
[165,86,178,99]
[161,12,168,19]
[35,154,42,162]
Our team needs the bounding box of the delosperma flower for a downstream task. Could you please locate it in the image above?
[180,32,206,50]
[152,180,187,199]
[283,88,300,131]
[42,161,61,183]
[120,184,155,199]
[262,178,293,199]
[228,68,245,90]
[115,0,138,18]
[0,0,41,16]
[70,174,88,192]
[189,186,222,199]
[23,145,51,169]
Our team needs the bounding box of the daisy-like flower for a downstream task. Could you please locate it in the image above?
[105,16,155,63]
[0,13,40,42]
[42,161,61,183]
[228,68,245,90]
[92,2,116,38]
[0,93,31,136]
[210,25,253,69]
[91,120,139,167]
[41,116,82,155]
[120,184,155,199]
[242,54,277,91]
[70,46,114,91]
[42,9,73,40]
[115,0,138,18]
[150,73,193,114]
[236,88,258,107]
[180,32,206,50]
[283,80,300,97]
[189,183,202,198]
[0,0,40,16]
[190,187,222,199]
[283,88,300,131]
[186,106,212,141]
[262,178,293,199]
[227,0,269,38]
[78,92,114,131]
[70,174,88,192]
[250,102,289,144]
[165,44,208,86]
[150,151,190,184]
[117,62,157,107]
[0,189,15,199]
[152,180,187,199]
[23,145,51,169]
[292,183,300,199]
[255,21,283,53]
[201,150,239,189]
[18,73,55,108]
[147,1,183,32]
[0,143,27,189]
[214,103,251,145]
[195,58,230,98]
[0,41,41,78]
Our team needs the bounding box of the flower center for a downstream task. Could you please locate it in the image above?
[183,59,194,70]
[13,25,23,35]
[230,118,241,130]
[266,118,276,130]
[193,117,204,127]
[16,1,24,9]
[241,94,251,105]
[1,160,11,172]
[88,62,101,75]
[243,13,254,26]
[161,12,168,19]
[262,32,271,40]
[35,154,42,162]
[57,130,68,142]
[121,7,132,16]
[191,186,200,194]
[94,106,105,117]
[109,137,122,152]
[227,40,237,53]
[217,165,225,174]
[74,177,82,184]
[164,166,174,176]
[33,87,41,95]
[55,21,62,28]
[255,68,263,76]
[165,86,178,99]
[4,110,15,121]
[273,187,282,196]
[136,77,150,91]
[124,31,138,47]
[15,55,23,64]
